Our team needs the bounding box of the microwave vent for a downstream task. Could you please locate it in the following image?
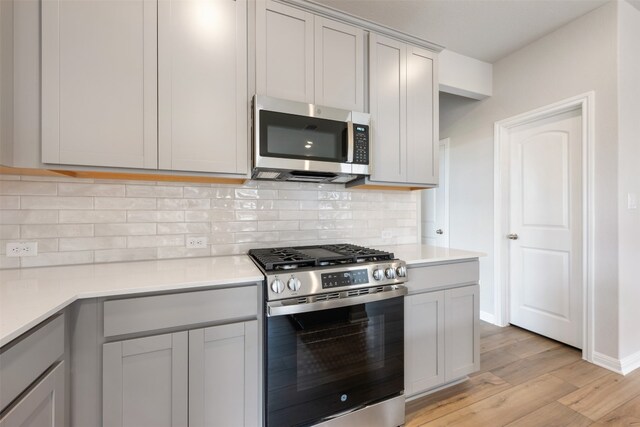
[256,171,281,179]
[331,175,356,183]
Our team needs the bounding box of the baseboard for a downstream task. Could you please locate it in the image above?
[480,311,496,324]
[620,350,640,375]
[592,351,623,374]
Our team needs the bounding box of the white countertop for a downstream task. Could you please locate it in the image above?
[0,244,483,348]
[0,256,263,347]
[379,244,484,266]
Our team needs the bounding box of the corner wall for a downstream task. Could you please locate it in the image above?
[617,0,640,366]
[441,2,620,358]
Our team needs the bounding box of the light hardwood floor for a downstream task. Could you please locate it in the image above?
[405,322,640,426]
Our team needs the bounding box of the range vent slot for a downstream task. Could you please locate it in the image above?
[347,288,371,297]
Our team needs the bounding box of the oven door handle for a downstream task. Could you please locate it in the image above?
[266,286,407,317]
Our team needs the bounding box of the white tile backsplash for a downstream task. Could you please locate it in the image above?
[0,175,418,268]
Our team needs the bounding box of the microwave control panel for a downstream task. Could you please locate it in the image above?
[353,124,369,165]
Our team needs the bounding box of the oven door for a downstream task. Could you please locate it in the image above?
[265,290,405,427]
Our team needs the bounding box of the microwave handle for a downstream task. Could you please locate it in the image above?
[347,121,354,163]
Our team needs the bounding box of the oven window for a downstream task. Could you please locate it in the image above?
[266,297,404,427]
[260,110,348,163]
[295,307,384,391]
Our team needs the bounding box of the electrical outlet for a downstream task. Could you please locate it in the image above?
[6,242,38,257]
[186,236,208,249]
[628,193,638,210]
[381,230,393,239]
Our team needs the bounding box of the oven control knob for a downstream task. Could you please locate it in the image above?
[385,267,396,279]
[271,278,285,294]
[396,266,407,278]
[287,277,301,292]
[373,269,384,281]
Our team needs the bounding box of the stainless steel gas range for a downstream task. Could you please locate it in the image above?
[248,244,408,427]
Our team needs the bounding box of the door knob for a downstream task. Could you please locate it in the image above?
[436,229,444,235]
[507,233,519,240]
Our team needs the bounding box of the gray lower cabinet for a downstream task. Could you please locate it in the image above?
[103,332,189,427]
[189,321,259,427]
[102,320,258,427]
[405,284,480,398]
[0,362,65,427]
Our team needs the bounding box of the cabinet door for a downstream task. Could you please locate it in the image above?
[444,285,480,381]
[256,0,314,103]
[369,33,407,183]
[41,0,157,169]
[158,0,248,174]
[103,332,188,427]
[0,362,65,427]
[314,17,364,111]
[406,46,438,185]
[405,291,445,396]
[189,321,259,427]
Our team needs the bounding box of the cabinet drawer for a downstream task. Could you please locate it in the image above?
[407,260,479,294]
[104,285,258,337]
[0,314,65,412]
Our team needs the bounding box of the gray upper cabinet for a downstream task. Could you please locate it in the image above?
[41,0,158,169]
[41,0,248,175]
[256,0,364,110]
[314,17,364,111]
[158,0,248,174]
[369,33,439,187]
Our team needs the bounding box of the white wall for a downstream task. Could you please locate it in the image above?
[441,2,620,358]
[617,0,640,362]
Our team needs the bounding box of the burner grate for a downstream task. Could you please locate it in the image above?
[248,244,394,271]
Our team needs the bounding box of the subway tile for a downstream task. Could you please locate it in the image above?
[126,210,185,223]
[157,247,210,259]
[184,211,214,222]
[0,256,20,269]
[234,231,279,243]
[212,221,257,233]
[58,182,125,197]
[300,201,320,210]
[318,191,352,201]
[278,190,318,200]
[300,221,334,230]
[0,225,20,239]
[95,223,156,236]
[60,210,126,224]
[21,251,94,268]
[184,187,233,199]
[278,230,319,241]
[59,236,127,251]
[21,224,93,238]
[0,174,21,181]
[21,196,93,210]
[209,232,234,245]
[126,185,183,198]
[127,235,184,248]
[235,189,278,199]
[157,222,210,235]
[236,211,279,221]
[0,196,20,209]
[258,221,299,231]
[157,198,210,210]
[0,181,57,195]
[95,197,156,210]
[278,210,318,220]
[94,248,157,263]
[318,211,352,220]
[0,210,58,224]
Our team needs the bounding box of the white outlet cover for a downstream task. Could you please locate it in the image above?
[186,236,208,249]
[628,193,638,210]
[6,242,38,257]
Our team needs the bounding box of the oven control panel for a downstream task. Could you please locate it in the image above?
[321,269,369,289]
[265,261,407,301]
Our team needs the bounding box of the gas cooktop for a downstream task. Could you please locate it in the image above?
[248,244,395,271]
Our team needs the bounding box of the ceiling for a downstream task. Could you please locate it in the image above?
[314,0,611,63]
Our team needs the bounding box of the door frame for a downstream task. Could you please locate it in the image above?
[493,92,595,362]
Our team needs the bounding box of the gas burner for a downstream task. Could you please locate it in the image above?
[248,244,395,272]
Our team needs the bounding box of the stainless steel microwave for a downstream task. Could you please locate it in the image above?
[252,95,370,184]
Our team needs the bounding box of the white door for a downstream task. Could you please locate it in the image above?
[508,109,582,348]
[422,139,449,247]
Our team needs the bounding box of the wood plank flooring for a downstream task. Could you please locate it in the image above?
[405,322,640,426]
